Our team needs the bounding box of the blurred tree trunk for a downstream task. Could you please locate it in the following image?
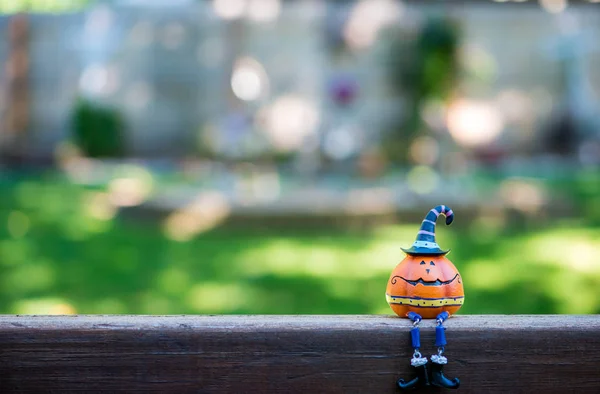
[1,14,30,165]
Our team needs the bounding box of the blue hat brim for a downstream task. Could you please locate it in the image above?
[401,246,450,256]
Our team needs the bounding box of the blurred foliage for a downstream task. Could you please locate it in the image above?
[0,0,88,13]
[385,17,460,163]
[554,169,600,226]
[391,18,460,102]
[71,99,125,158]
[0,172,599,315]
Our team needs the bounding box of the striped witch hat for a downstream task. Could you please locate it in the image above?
[401,205,454,256]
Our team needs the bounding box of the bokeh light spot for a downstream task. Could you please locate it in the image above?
[323,127,359,161]
[343,0,403,51]
[409,136,440,166]
[539,0,568,13]
[108,165,154,208]
[187,282,252,313]
[260,95,320,153]
[406,166,439,195]
[231,57,269,102]
[13,298,76,315]
[247,0,280,22]
[164,192,231,241]
[84,192,117,221]
[213,0,246,20]
[109,178,152,208]
[447,99,504,147]
[500,178,547,214]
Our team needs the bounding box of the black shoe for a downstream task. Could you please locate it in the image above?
[430,360,460,389]
[397,361,430,390]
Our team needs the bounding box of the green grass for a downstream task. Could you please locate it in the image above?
[0,171,599,315]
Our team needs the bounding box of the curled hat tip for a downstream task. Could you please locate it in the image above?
[438,205,454,225]
[403,205,454,255]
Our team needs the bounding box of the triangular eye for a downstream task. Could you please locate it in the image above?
[420,261,426,265]
[430,261,435,266]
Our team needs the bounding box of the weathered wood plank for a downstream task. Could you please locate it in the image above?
[0,315,598,393]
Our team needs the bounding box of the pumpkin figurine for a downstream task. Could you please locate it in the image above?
[387,205,462,390]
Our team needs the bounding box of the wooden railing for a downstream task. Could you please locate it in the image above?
[0,315,598,393]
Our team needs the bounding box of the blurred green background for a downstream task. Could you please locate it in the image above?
[1,0,600,315]
[0,168,598,315]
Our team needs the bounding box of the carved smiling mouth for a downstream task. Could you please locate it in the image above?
[392,273,461,286]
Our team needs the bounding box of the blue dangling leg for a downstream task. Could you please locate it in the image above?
[430,312,460,389]
[397,312,430,390]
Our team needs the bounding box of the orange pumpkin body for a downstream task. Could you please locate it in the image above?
[386,254,464,319]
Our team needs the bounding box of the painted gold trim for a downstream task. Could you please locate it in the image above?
[386,294,464,307]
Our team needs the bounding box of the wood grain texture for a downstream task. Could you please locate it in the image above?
[0,315,599,393]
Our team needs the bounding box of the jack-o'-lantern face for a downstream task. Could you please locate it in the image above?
[386,254,464,319]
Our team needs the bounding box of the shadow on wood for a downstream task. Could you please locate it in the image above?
[0,315,598,393]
